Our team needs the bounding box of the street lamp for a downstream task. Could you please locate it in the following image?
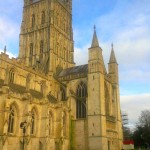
[20,121,27,150]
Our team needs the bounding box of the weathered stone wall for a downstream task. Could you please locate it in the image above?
[71,120,88,150]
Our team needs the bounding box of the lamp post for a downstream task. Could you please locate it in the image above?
[20,121,27,150]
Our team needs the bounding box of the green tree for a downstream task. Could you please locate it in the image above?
[133,110,150,148]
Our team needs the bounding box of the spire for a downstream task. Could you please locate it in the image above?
[4,45,6,54]
[109,43,117,63]
[91,25,99,48]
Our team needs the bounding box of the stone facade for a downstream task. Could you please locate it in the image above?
[0,0,123,150]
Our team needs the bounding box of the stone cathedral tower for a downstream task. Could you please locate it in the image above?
[19,0,74,74]
[0,0,123,150]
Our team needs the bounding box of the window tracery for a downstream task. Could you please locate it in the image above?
[76,82,87,119]
[9,69,15,84]
[8,105,16,133]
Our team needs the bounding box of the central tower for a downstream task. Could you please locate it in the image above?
[19,0,74,74]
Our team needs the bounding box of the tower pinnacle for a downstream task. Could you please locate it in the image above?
[109,43,117,63]
[91,26,99,48]
[4,46,6,54]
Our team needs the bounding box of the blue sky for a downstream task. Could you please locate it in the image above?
[0,0,150,129]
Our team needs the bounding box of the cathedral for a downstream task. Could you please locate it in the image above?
[0,0,123,150]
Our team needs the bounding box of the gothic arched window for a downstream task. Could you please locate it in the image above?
[30,110,35,135]
[8,105,16,133]
[48,112,53,136]
[29,43,33,66]
[76,82,87,119]
[26,74,31,91]
[41,11,45,24]
[9,69,15,84]
[40,40,44,54]
[60,87,66,101]
[32,14,35,27]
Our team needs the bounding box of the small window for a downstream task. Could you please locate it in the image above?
[30,43,33,56]
[30,111,35,135]
[49,112,53,136]
[41,11,45,24]
[32,14,35,27]
[8,105,15,133]
[60,87,66,101]
[9,69,15,84]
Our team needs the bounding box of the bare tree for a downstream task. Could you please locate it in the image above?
[133,110,150,148]
[138,110,150,129]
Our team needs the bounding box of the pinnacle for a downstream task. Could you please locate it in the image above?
[4,45,6,54]
[109,43,117,63]
[91,26,99,48]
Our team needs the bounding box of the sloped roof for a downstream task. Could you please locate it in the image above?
[9,83,26,94]
[47,93,57,103]
[29,89,43,99]
[58,64,88,77]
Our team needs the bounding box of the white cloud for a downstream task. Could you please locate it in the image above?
[0,49,16,58]
[74,45,89,65]
[121,93,150,128]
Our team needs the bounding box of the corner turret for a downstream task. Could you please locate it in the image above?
[87,27,108,149]
[88,26,106,74]
[108,44,118,84]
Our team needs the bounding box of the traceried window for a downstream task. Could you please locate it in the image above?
[60,87,66,101]
[30,110,35,135]
[41,11,45,24]
[9,69,15,84]
[76,82,87,119]
[8,105,16,133]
